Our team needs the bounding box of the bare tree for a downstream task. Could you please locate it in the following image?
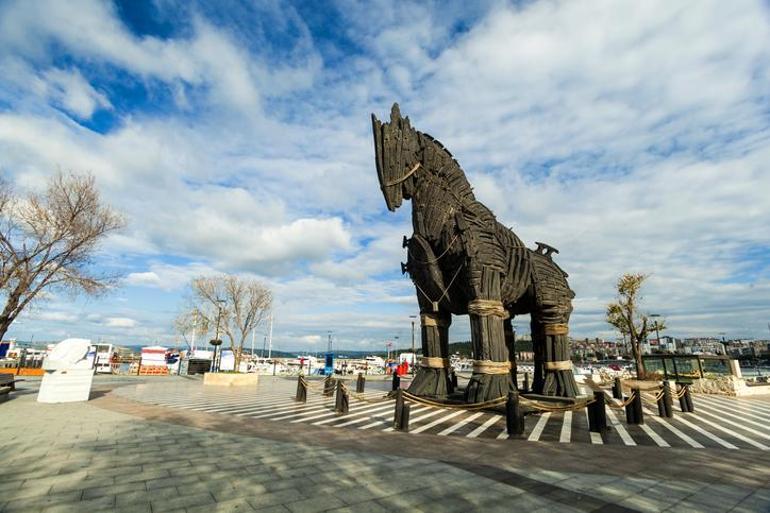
[606,273,666,378]
[174,308,210,351]
[0,172,124,341]
[187,274,272,370]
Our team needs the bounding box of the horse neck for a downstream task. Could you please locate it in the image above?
[410,142,475,241]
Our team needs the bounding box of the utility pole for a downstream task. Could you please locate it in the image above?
[267,313,273,359]
[410,315,417,373]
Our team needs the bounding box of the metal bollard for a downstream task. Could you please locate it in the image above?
[612,377,623,400]
[588,392,608,433]
[663,381,674,418]
[631,388,644,424]
[295,376,307,403]
[335,381,349,414]
[397,403,411,432]
[506,391,525,436]
[523,372,530,393]
[323,376,335,397]
[625,396,634,424]
[393,389,404,429]
[451,371,458,390]
[392,373,401,391]
[356,373,365,394]
[679,384,694,413]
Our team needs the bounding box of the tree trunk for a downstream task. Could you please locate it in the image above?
[0,320,11,344]
[631,338,645,378]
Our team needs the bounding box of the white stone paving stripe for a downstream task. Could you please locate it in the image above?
[198,396,301,413]
[641,407,703,448]
[559,411,572,443]
[527,413,550,442]
[287,401,379,424]
[357,406,432,430]
[268,404,338,422]
[694,401,770,433]
[241,401,330,419]
[697,396,770,422]
[437,412,484,436]
[496,428,509,440]
[604,406,636,446]
[410,410,465,434]
[383,409,445,432]
[669,414,739,450]
[466,414,500,439]
[585,409,603,445]
[689,408,770,445]
[313,403,394,426]
[639,422,670,447]
[228,396,336,416]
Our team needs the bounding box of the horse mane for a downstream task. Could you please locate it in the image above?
[418,131,475,202]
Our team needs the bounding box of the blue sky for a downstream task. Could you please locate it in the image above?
[1,0,769,350]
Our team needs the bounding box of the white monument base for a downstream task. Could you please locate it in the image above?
[37,338,95,403]
[37,368,95,403]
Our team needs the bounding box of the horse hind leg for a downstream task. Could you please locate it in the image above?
[531,305,579,397]
[407,311,452,399]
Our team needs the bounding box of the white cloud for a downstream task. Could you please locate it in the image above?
[300,335,322,344]
[1,0,770,347]
[104,317,138,328]
[40,68,111,119]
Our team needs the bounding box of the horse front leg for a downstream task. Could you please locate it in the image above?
[407,311,453,399]
[464,267,516,403]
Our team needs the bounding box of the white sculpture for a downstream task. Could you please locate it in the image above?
[37,338,95,403]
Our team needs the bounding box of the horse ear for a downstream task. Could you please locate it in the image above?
[390,102,401,123]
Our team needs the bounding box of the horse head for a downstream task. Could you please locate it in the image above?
[371,103,422,211]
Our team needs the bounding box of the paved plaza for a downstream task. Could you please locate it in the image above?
[1,377,769,513]
[114,377,770,450]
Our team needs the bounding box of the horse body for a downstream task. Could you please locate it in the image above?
[373,104,578,400]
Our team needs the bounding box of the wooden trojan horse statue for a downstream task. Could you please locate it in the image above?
[372,103,579,401]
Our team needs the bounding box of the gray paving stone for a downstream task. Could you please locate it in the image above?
[252,505,292,513]
[246,489,305,510]
[115,486,179,507]
[43,495,117,513]
[0,491,83,513]
[145,473,201,491]
[150,491,216,511]
[187,497,256,513]
[285,494,346,513]
[327,502,391,513]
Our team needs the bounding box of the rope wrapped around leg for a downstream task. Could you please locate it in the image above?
[421,313,450,327]
[467,299,509,319]
[472,360,511,375]
[420,357,449,368]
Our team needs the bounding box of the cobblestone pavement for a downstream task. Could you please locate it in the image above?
[112,377,770,450]
[1,377,768,513]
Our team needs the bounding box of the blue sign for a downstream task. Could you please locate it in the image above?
[324,352,334,376]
